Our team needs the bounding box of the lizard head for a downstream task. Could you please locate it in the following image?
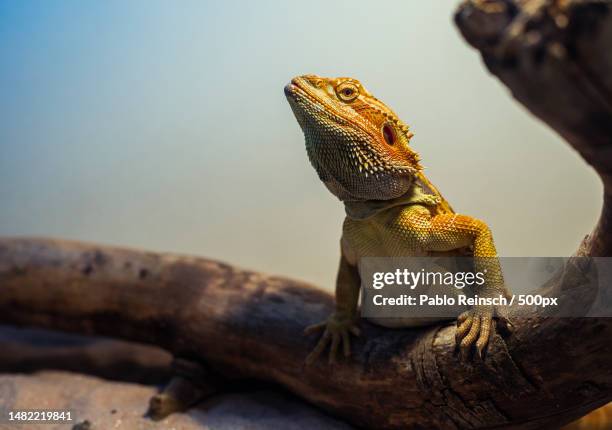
[285,74,421,201]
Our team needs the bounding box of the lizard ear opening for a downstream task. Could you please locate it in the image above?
[382,123,396,146]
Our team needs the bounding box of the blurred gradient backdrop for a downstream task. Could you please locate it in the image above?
[0,0,602,288]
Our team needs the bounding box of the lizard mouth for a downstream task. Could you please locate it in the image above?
[283,83,298,98]
[284,79,315,108]
[284,77,311,100]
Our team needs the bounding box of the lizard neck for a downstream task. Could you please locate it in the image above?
[343,181,435,220]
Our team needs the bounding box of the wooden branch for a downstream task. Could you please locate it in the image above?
[0,326,172,384]
[0,237,610,429]
[455,0,612,256]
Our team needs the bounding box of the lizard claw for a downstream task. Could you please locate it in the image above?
[304,313,360,365]
[455,307,495,361]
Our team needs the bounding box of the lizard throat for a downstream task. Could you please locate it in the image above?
[343,181,441,220]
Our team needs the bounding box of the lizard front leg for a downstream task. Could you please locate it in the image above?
[400,206,513,359]
[304,252,361,365]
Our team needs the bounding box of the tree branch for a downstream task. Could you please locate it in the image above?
[0,237,610,429]
[0,325,172,384]
[455,0,612,255]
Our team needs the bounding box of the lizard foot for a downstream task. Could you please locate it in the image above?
[304,312,360,365]
[455,306,513,360]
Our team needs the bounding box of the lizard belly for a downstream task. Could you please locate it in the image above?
[341,206,429,262]
[342,206,455,328]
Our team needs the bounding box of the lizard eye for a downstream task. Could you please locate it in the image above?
[382,123,396,146]
[336,82,359,102]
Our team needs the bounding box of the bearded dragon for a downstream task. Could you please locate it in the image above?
[284,75,512,364]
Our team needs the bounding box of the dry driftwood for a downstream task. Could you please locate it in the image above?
[0,326,173,384]
[455,0,612,257]
[1,0,612,428]
[0,235,609,430]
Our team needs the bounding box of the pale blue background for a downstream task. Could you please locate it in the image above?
[0,1,601,288]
